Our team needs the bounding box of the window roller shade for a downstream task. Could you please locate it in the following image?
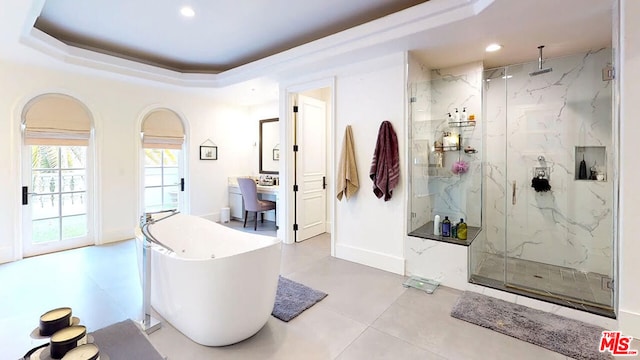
[24,94,92,146]
[142,109,184,149]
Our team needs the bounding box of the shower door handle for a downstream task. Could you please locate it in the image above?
[512,181,516,205]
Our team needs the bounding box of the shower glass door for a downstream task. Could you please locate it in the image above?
[503,49,615,313]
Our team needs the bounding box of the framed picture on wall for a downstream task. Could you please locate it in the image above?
[200,145,218,160]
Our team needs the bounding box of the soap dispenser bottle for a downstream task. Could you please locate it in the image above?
[453,108,460,121]
[461,107,467,121]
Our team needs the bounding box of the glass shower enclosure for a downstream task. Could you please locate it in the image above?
[470,48,616,317]
[407,62,484,245]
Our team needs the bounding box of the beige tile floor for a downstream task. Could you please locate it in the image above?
[1,227,636,359]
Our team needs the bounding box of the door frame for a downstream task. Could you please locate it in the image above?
[281,78,335,253]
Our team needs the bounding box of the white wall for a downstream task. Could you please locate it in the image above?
[0,60,255,263]
[332,53,407,274]
[188,102,255,221]
[618,0,640,338]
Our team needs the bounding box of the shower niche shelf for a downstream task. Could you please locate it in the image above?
[448,120,477,127]
[575,146,606,181]
[434,145,460,152]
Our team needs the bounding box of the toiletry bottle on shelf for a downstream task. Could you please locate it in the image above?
[453,108,460,121]
[433,215,441,236]
[441,216,451,237]
[457,219,467,240]
[461,107,467,121]
[451,221,458,238]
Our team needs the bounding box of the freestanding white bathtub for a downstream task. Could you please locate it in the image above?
[135,213,281,346]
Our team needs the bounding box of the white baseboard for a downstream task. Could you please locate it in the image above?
[0,246,15,265]
[335,243,405,275]
[200,212,218,222]
[100,228,135,244]
[619,310,640,338]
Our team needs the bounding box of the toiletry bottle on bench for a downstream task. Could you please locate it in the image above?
[451,220,458,238]
[457,219,467,240]
[441,216,451,237]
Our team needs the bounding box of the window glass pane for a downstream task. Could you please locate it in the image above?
[144,149,162,166]
[145,168,162,187]
[163,167,180,186]
[32,218,60,243]
[163,150,180,166]
[32,145,59,169]
[145,187,163,212]
[61,170,86,192]
[144,148,181,212]
[32,170,59,194]
[62,215,87,239]
[60,146,86,169]
[164,186,180,210]
[61,193,86,216]
[32,194,59,220]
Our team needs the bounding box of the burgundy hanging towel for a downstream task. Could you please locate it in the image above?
[369,121,399,201]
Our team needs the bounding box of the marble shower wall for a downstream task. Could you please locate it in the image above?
[483,48,614,276]
[409,61,483,230]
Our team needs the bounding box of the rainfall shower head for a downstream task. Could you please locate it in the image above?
[529,45,553,76]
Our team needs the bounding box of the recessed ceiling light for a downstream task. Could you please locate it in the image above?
[485,43,502,52]
[180,6,195,17]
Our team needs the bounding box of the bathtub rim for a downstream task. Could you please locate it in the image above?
[134,223,281,262]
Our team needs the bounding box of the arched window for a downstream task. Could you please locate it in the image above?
[141,109,185,212]
[22,94,93,256]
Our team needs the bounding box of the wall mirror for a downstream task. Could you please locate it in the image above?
[259,118,279,174]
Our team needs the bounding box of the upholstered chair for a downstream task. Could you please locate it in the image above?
[237,177,277,230]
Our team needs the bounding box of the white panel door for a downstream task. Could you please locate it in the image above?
[297,94,327,241]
